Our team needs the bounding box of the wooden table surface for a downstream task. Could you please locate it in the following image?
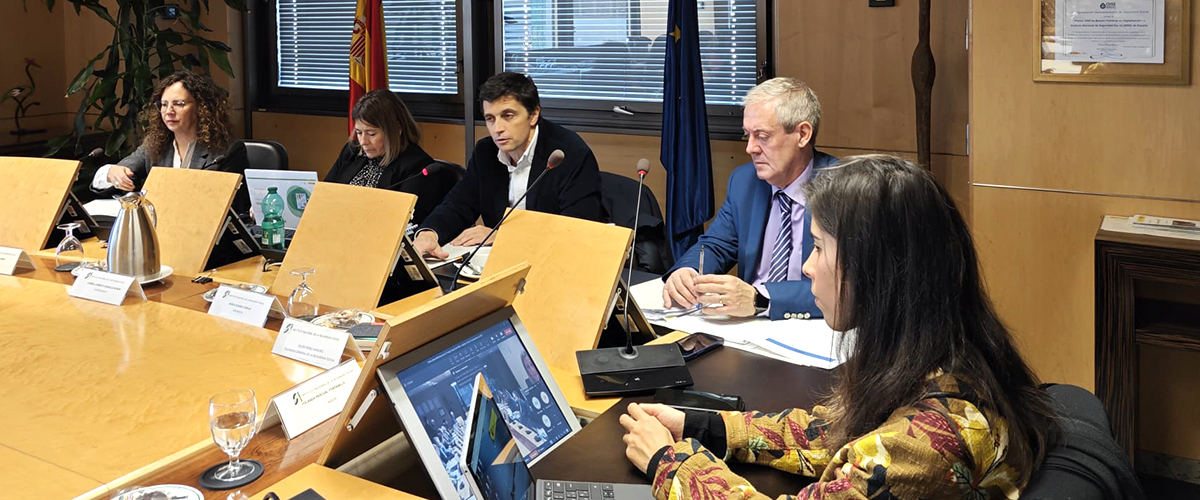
[7,251,681,499]
[0,272,324,499]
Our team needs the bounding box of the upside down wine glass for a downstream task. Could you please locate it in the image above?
[287,267,318,318]
[54,222,85,271]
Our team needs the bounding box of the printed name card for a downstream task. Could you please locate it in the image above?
[0,246,37,275]
[208,284,281,327]
[271,317,352,369]
[261,359,360,439]
[68,269,145,305]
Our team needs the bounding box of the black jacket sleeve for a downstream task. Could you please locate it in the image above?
[388,144,442,224]
[324,143,359,183]
[419,147,485,245]
[554,147,603,222]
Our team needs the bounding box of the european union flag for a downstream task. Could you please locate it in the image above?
[660,0,714,261]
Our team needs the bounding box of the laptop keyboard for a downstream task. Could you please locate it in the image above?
[542,481,616,500]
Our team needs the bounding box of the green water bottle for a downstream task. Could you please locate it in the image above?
[261,187,285,249]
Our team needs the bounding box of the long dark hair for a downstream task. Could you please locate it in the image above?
[139,71,232,160]
[351,89,422,165]
[803,154,1059,483]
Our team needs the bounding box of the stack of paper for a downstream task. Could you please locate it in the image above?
[631,279,850,369]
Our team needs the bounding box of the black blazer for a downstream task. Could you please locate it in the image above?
[419,118,603,244]
[325,142,445,224]
[98,139,252,217]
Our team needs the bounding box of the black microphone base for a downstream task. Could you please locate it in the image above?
[575,344,693,396]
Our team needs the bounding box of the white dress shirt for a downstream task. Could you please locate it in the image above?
[91,146,183,190]
[497,125,540,209]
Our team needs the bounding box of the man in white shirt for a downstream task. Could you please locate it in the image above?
[414,72,603,259]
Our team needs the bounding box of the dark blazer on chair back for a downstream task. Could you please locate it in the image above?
[324,142,445,224]
[419,118,603,244]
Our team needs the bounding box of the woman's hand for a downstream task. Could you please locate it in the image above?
[637,403,686,441]
[107,165,135,191]
[619,403,678,474]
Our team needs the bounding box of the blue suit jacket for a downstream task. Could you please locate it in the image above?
[669,150,838,320]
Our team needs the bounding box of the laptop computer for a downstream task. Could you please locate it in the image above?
[244,168,317,230]
[376,307,582,500]
[461,374,652,500]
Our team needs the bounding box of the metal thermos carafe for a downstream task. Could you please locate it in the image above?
[106,190,160,279]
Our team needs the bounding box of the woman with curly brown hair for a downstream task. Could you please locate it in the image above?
[90,71,245,201]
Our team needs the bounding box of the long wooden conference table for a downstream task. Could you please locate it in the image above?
[2,255,325,499]
[4,249,691,499]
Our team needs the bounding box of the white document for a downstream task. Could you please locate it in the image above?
[68,270,145,305]
[82,198,122,218]
[1055,0,1165,63]
[207,284,280,327]
[244,169,318,229]
[0,247,37,275]
[272,317,352,369]
[426,244,488,271]
[261,359,360,440]
[1101,215,1200,242]
[629,279,849,369]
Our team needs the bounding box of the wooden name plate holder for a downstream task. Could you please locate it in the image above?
[140,167,241,275]
[270,182,417,311]
[0,157,80,251]
[482,209,642,372]
[318,262,532,469]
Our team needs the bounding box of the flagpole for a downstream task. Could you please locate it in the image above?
[462,0,476,161]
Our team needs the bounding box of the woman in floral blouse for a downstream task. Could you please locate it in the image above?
[620,154,1061,500]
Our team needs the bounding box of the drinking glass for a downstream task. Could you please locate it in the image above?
[55,222,85,270]
[287,267,318,318]
[208,389,258,481]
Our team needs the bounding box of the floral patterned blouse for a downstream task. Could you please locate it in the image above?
[647,373,1023,500]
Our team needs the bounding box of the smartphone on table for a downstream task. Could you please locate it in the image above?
[676,332,723,361]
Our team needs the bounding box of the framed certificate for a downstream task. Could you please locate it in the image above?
[1036,0,1191,84]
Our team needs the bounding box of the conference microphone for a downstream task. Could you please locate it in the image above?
[619,158,652,354]
[83,147,104,159]
[201,154,228,170]
[448,149,565,290]
[382,162,443,191]
[575,158,687,392]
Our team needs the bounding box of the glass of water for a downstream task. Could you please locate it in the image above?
[208,388,258,481]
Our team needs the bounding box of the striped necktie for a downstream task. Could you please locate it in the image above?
[768,191,793,283]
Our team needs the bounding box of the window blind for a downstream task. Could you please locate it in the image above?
[501,0,757,106]
[276,0,458,95]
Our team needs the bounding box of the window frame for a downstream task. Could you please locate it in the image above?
[247,0,771,138]
[246,0,469,122]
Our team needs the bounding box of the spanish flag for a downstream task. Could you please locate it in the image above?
[348,0,388,133]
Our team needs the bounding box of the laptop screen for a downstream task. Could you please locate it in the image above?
[464,379,532,500]
[377,308,580,500]
[244,169,317,229]
[395,317,574,461]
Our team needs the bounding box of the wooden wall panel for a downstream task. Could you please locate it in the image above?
[972,186,1200,458]
[777,0,969,156]
[972,0,1200,200]
[0,3,67,137]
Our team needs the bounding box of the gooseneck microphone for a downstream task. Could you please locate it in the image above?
[202,154,228,170]
[574,158,688,395]
[448,149,565,290]
[383,162,443,191]
[620,158,652,355]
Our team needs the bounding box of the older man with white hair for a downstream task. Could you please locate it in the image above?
[661,77,836,320]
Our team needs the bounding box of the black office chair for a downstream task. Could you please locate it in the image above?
[242,140,289,171]
[599,171,672,275]
[430,159,466,184]
[1022,384,1145,499]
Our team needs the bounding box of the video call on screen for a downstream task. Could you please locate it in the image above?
[397,319,572,499]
